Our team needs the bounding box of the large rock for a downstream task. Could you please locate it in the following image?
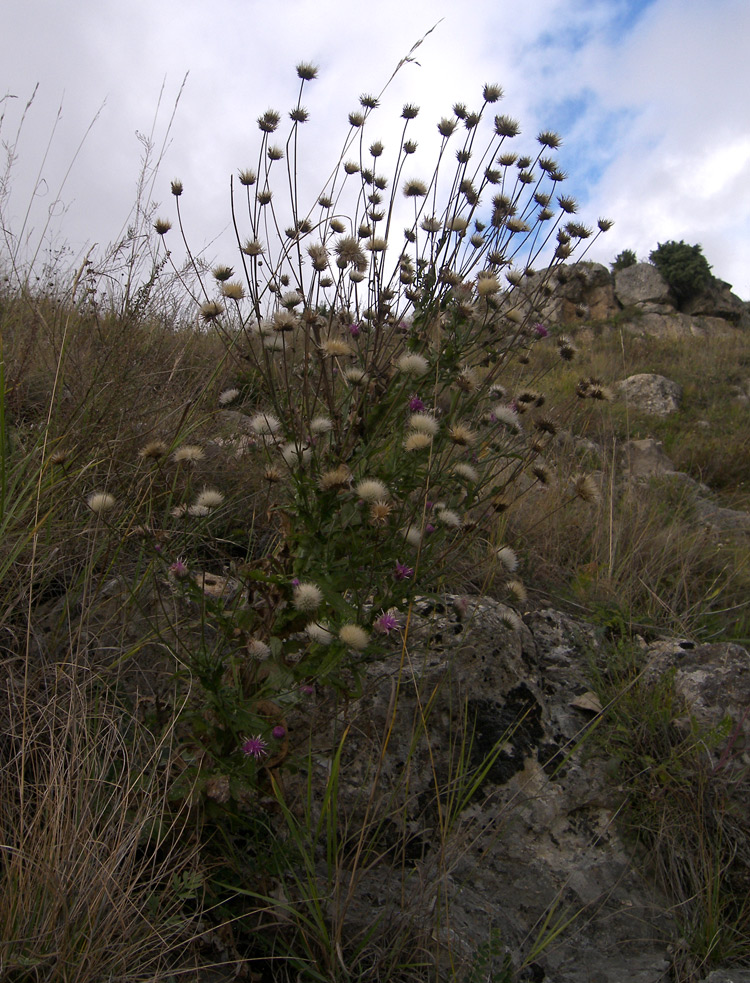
[616,373,682,416]
[681,278,750,328]
[283,599,676,982]
[526,263,619,325]
[615,263,675,308]
[618,311,735,339]
[620,438,676,477]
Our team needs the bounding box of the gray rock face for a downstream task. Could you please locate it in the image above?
[616,374,682,416]
[615,263,675,308]
[287,599,677,982]
[526,263,619,325]
[681,279,750,329]
[620,438,676,477]
[619,311,735,339]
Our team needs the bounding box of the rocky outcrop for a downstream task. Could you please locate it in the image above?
[535,262,748,334]
[614,264,675,309]
[283,598,750,983]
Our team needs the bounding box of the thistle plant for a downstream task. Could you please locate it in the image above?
[156,60,611,791]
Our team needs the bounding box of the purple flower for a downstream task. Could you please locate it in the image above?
[300,683,315,696]
[241,735,268,760]
[394,562,414,580]
[534,323,549,338]
[169,558,188,579]
[348,322,361,337]
[425,523,436,535]
[374,610,401,635]
[272,725,286,739]
[291,578,300,587]
[409,395,426,412]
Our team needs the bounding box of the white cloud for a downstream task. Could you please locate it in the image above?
[2,0,748,296]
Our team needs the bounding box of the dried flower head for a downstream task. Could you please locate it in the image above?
[87,492,116,514]
[495,545,518,573]
[409,413,439,436]
[396,353,429,377]
[139,440,168,460]
[403,178,428,198]
[404,431,432,452]
[356,478,390,501]
[370,500,393,525]
[238,169,257,186]
[293,582,323,612]
[173,444,204,464]
[310,415,333,435]
[218,388,240,406]
[453,462,479,483]
[221,281,245,300]
[195,488,224,510]
[250,411,282,435]
[321,338,354,357]
[296,61,318,80]
[437,508,462,528]
[319,465,351,491]
[247,638,271,659]
[339,623,369,651]
[448,424,476,447]
[306,621,333,645]
[572,474,600,504]
[200,301,224,322]
[154,218,172,235]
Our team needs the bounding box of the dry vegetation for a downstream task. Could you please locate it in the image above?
[2,56,749,982]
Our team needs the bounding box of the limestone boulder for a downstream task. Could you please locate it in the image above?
[616,373,682,416]
[615,263,675,308]
[681,278,750,328]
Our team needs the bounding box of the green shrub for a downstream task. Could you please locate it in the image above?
[610,248,637,272]
[649,239,713,299]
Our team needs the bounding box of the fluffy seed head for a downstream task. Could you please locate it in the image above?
[321,338,354,357]
[250,412,282,435]
[495,545,518,572]
[370,500,393,525]
[195,488,224,509]
[339,624,369,650]
[448,424,476,447]
[139,440,168,460]
[173,444,204,464]
[453,463,479,483]
[293,582,323,612]
[409,413,439,436]
[87,492,116,514]
[319,465,351,491]
[310,415,333,434]
[404,432,432,452]
[247,638,271,659]
[356,479,390,501]
[573,474,600,504]
[396,353,429,377]
[437,508,462,528]
[218,388,240,406]
[306,621,333,645]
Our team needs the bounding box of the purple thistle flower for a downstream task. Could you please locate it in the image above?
[534,323,549,338]
[272,725,286,739]
[241,735,268,760]
[349,322,361,337]
[394,561,414,580]
[425,523,436,535]
[169,558,189,579]
[300,683,315,696]
[409,394,426,412]
[374,610,401,635]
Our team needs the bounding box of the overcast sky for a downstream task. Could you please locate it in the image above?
[2,0,749,298]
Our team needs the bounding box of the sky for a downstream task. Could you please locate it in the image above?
[2,0,749,299]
